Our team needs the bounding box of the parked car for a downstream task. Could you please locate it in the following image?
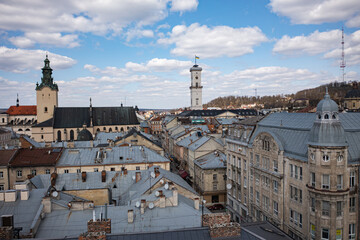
[207,204,225,210]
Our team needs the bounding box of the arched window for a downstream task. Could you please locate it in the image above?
[332,114,336,119]
[70,130,74,141]
[115,127,118,131]
[97,128,100,132]
[25,128,30,131]
[109,128,112,132]
[57,130,62,142]
[18,129,23,131]
[103,127,106,131]
[44,107,48,113]
[318,114,321,119]
[324,114,329,119]
[127,126,129,130]
[121,127,124,132]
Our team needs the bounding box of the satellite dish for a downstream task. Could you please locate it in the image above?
[155,191,160,197]
[226,184,232,190]
[150,172,156,178]
[51,191,58,198]
[135,201,140,208]
[160,179,164,184]
[132,175,136,180]
[149,202,154,209]
[164,183,169,190]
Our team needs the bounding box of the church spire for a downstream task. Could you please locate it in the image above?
[35,55,58,91]
[89,97,93,127]
[16,93,19,107]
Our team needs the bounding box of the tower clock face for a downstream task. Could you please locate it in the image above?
[195,76,198,79]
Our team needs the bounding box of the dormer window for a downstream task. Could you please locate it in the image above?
[332,114,336,119]
[318,114,321,119]
[324,114,329,119]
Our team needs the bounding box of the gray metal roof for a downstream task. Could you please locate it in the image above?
[0,189,46,235]
[95,132,125,144]
[250,112,360,163]
[217,118,240,125]
[240,221,292,240]
[56,146,169,167]
[195,151,226,169]
[22,135,42,148]
[176,134,201,148]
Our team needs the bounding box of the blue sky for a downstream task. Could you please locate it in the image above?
[0,0,359,109]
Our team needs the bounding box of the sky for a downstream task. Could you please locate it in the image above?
[0,0,359,109]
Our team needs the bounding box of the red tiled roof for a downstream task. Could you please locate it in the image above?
[0,149,18,166]
[9,148,63,167]
[6,105,37,116]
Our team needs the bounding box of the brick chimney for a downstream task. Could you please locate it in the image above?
[87,219,111,234]
[51,172,57,186]
[123,168,127,175]
[135,172,141,183]
[202,213,241,238]
[82,172,87,182]
[140,199,146,214]
[101,170,106,183]
[154,167,160,178]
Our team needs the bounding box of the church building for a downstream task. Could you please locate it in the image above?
[32,56,140,143]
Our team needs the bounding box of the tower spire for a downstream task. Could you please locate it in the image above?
[16,93,19,107]
[340,27,346,82]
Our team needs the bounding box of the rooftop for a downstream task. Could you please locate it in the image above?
[194,151,226,169]
[6,105,37,116]
[9,148,63,167]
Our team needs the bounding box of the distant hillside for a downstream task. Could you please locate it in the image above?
[204,81,356,109]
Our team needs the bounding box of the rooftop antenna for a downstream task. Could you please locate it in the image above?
[340,27,346,83]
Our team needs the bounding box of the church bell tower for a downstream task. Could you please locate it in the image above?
[36,55,59,123]
[190,64,203,110]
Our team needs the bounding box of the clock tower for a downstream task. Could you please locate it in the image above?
[190,64,203,110]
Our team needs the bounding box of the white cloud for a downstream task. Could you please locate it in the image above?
[125,28,154,41]
[269,0,360,27]
[0,47,76,73]
[273,30,360,66]
[0,0,199,47]
[170,0,198,13]
[158,23,268,58]
[9,32,80,48]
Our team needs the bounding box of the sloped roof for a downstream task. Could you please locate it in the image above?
[0,149,17,166]
[176,134,201,148]
[10,148,63,167]
[195,151,226,169]
[178,109,257,117]
[21,135,42,148]
[53,107,139,128]
[6,105,36,115]
[250,112,360,163]
[188,137,211,151]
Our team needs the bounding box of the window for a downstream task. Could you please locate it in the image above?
[273,160,278,172]
[322,174,330,189]
[322,201,330,216]
[111,168,115,171]
[0,171,3,179]
[337,201,343,217]
[76,169,81,173]
[323,154,329,162]
[338,154,343,162]
[64,169,69,174]
[70,130,74,141]
[322,228,329,240]
[94,168,99,172]
[299,167,303,180]
[262,139,270,151]
[290,186,302,203]
[31,170,36,176]
[273,180,278,193]
[41,135,44,139]
[311,197,315,212]
[256,191,259,205]
[213,174,217,181]
[350,171,355,188]
[349,197,356,212]
[244,160,247,170]
[136,166,140,170]
[44,107,48,113]
[243,176,247,188]
[213,183,217,190]
[45,169,50,174]
[290,164,294,177]
[337,175,343,189]
[310,153,315,161]
[17,170,22,177]
[255,154,259,166]
[238,188,241,200]
[244,192,247,205]
[349,223,355,239]
[0,185,3,191]
[311,172,316,187]
[273,201,278,216]
[250,152,253,164]
[294,165,298,179]
[250,187,253,201]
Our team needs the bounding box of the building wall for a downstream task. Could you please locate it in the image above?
[115,134,164,156]
[0,166,9,190]
[36,86,58,123]
[8,166,54,189]
[56,162,170,174]
[344,98,360,111]
[65,189,109,205]
[32,126,54,142]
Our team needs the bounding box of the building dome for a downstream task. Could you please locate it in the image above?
[77,127,93,141]
[316,91,339,113]
[190,64,202,72]
[308,90,347,147]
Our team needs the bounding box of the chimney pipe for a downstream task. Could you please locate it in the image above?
[128,209,134,223]
[135,172,141,183]
[82,172,87,182]
[101,170,106,182]
[51,172,57,186]
[194,197,200,210]
[155,168,160,178]
[140,199,146,214]
[124,168,128,175]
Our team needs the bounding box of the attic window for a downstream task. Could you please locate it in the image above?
[324,114,329,119]
[332,114,336,119]
[318,114,321,119]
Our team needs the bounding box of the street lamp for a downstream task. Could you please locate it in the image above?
[201,199,206,227]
